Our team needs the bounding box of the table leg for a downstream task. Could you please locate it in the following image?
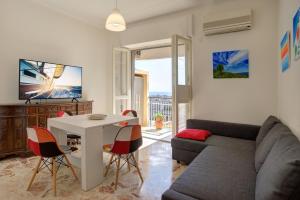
[81,126,104,191]
[48,126,68,146]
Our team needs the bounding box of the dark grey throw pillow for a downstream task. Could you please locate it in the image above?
[255,123,291,172]
[256,134,300,200]
[256,116,280,147]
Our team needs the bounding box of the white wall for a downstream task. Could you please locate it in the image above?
[0,0,116,113]
[0,0,285,128]
[121,0,278,125]
[278,0,300,138]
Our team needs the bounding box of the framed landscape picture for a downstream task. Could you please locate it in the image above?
[280,32,290,72]
[213,50,249,78]
[293,7,300,60]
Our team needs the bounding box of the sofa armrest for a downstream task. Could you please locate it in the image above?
[186,119,260,141]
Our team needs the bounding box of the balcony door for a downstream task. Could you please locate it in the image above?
[172,35,192,135]
[112,48,132,114]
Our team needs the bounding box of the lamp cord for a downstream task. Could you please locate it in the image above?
[115,0,118,9]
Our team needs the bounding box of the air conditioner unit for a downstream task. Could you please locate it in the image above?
[203,9,252,36]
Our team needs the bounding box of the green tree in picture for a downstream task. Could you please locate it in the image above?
[217,64,224,73]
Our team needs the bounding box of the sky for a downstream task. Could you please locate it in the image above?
[213,50,249,73]
[135,57,186,94]
[43,64,82,86]
[136,58,172,94]
[20,60,82,86]
[55,66,82,86]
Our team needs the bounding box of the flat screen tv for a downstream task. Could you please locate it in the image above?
[19,59,82,100]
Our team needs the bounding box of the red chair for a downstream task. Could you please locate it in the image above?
[56,110,70,117]
[26,127,78,196]
[118,110,138,126]
[103,124,143,190]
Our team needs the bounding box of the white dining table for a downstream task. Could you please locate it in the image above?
[47,114,139,191]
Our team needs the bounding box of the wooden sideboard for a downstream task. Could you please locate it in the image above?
[0,101,93,158]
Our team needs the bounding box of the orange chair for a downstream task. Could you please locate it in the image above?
[103,124,143,190]
[26,127,78,196]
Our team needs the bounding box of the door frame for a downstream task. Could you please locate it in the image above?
[115,36,192,136]
[112,47,132,114]
[172,34,192,135]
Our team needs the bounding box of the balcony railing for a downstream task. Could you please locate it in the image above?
[148,96,172,126]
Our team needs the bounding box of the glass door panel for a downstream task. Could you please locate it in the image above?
[177,42,186,85]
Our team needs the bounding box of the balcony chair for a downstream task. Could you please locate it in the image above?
[103,124,143,190]
[26,127,78,196]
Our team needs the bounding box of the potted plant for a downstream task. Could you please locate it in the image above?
[154,112,164,130]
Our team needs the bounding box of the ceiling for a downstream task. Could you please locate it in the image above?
[31,0,204,29]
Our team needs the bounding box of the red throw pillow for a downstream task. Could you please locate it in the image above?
[176,129,212,141]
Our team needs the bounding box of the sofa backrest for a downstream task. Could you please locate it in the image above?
[256,115,281,147]
[255,134,300,200]
[255,123,292,172]
[186,119,260,140]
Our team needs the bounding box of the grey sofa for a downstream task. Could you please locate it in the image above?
[162,116,300,200]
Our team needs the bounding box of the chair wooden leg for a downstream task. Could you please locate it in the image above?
[127,156,131,171]
[63,154,78,180]
[131,153,144,183]
[51,158,54,176]
[115,155,121,190]
[104,153,114,177]
[115,157,118,168]
[27,156,42,191]
[52,157,57,196]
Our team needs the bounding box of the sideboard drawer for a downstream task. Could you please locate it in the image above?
[0,107,26,116]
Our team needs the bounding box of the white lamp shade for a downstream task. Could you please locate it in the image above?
[105,8,126,32]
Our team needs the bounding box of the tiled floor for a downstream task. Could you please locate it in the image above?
[0,139,186,200]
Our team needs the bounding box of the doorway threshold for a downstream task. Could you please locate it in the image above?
[142,127,172,142]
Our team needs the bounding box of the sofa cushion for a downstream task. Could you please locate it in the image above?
[162,189,198,200]
[255,134,300,200]
[172,135,255,154]
[255,123,292,172]
[256,116,280,147]
[170,146,256,200]
[205,135,255,152]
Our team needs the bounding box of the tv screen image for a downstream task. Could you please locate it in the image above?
[19,59,82,100]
